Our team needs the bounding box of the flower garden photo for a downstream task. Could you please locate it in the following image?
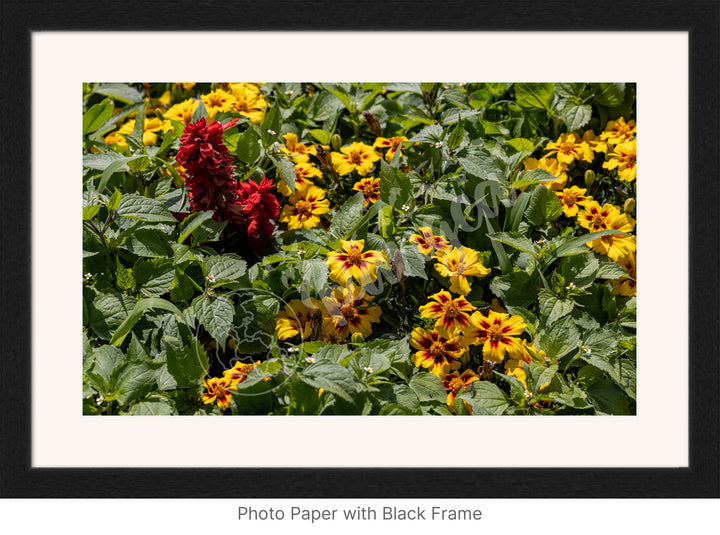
[82,82,637,416]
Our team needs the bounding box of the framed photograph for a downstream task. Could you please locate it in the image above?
[1,1,717,498]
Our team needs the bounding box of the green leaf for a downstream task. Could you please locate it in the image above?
[408,373,446,403]
[110,361,163,406]
[597,261,629,279]
[83,98,114,136]
[313,344,352,363]
[109,297,184,346]
[123,229,173,258]
[587,379,630,415]
[489,270,537,308]
[260,103,282,145]
[232,293,280,353]
[525,185,563,226]
[82,205,101,221]
[559,253,599,288]
[541,229,628,268]
[458,154,505,183]
[117,194,177,223]
[512,168,559,190]
[556,83,586,99]
[308,129,331,145]
[398,244,427,280]
[298,258,330,295]
[538,288,575,324]
[236,127,261,164]
[300,361,357,403]
[134,258,175,296]
[124,399,177,415]
[378,160,412,210]
[582,327,620,358]
[178,211,215,244]
[524,362,558,393]
[460,381,509,415]
[593,83,626,107]
[514,83,555,111]
[193,294,235,346]
[95,83,144,104]
[271,156,297,194]
[330,191,365,238]
[165,337,209,388]
[488,231,537,256]
[204,254,247,283]
[83,151,129,171]
[89,292,137,340]
[107,188,123,211]
[559,98,592,131]
[90,345,126,386]
[536,315,580,359]
[447,118,465,150]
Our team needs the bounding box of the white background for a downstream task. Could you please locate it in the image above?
[31,32,688,468]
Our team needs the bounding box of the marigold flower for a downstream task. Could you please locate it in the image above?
[442,369,479,410]
[373,136,409,162]
[112,117,164,146]
[600,117,636,146]
[326,240,388,286]
[277,163,323,196]
[544,132,594,165]
[162,98,200,132]
[223,361,258,386]
[280,133,319,164]
[321,284,381,341]
[201,376,234,410]
[410,326,465,377]
[201,89,238,120]
[576,201,618,232]
[352,177,381,206]
[228,83,267,124]
[602,139,636,182]
[557,186,592,218]
[275,298,324,340]
[419,290,475,333]
[279,183,330,230]
[585,211,636,262]
[581,129,608,153]
[408,227,449,256]
[611,251,637,296]
[465,309,526,363]
[433,246,491,296]
[522,157,568,191]
[331,142,381,176]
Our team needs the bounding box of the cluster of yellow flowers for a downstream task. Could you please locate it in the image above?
[275,239,388,343]
[201,360,258,410]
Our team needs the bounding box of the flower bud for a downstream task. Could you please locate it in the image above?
[331,133,342,152]
[584,169,596,187]
[362,110,382,137]
[315,144,333,169]
[623,197,635,213]
[350,332,365,344]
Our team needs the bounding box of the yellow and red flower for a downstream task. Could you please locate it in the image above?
[586,211,636,262]
[352,177,381,206]
[611,252,637,296]
[557,186,592,218]
[602,139,636,182]
[576,201,617,232]
[275,298,324,340]
[373,135,409,162]
[433,245,491,296]
[466,310,527,363]
[161,98,200,132]
[223,361,258,387]
[408,227,449,256]
[600,117,636,146]
[228,83,267,124]
[276,163,323,196]
[321,284,381,341]
[281,133,319,164]
[544,132,594,165]
[410,327,465,377]
[326,240,387,286]
[581,129,608,153]
[521,157,568,191]
[201,88,238,120]
[419,290,475,333]
[442,369,479,411]
[201,376,234,410]
[331,142,381,176]
[279,183,330,230]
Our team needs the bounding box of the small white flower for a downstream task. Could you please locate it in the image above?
[401,204,410,212]
[566,283,576,290]
[284,90,293,96]
[459,82,467,87]
[206,275,216,283]
[304,356,315,364]
[583,345,592,354]
[96,396,105,406]
[536,239,545,245]
[297,247,306,256]
[271,142,281,153]
[363,367,373,373]
[288,346,299,353]
[523,390,532,398]
[84,273,92,281]
[267,129,276,135]
[434,141,444,148]
[205,287,215,296]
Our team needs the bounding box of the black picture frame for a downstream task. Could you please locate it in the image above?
[1,0,718,498]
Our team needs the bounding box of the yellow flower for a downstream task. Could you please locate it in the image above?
[201,376,234,410]
[600,117,636,146]
[442,369,479,411]
[418,290,475,334]
[158,90,172,106]
[279,183,330,230]
[326,240,387,286]
[223,361,258,387]
[162,98,199,132]
[352,177,381,206]
[465,309,526,363]
[611,252,637,296]
[586,210,636,262]
[275,298,323,340]
[544,132,594,165]
[201,88,238,120]
[277,162,323,196]
[321,284,381,341]
[408,227,449,256]
[576,201,619,232]
[228,83,267,124]
[373,136,408,162]
[116,117,164,146]
[556,186,593,218]
[504,359,528,388]
[581,129,607,153]
[433,245,491,295]
[410,326,465,377]
[281,133,318,164]
[104,131,127,149]
[331,142,381,176]
[522,157,568,191]
[603,139,636,182]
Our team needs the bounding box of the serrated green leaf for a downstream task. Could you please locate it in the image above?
[330,191,365,238]
[110,361,163,406]
[488,231,537,256]
[408,372,446,403]
[83,205,101,221]
[89,292,137,340]
[560,253,599,288]
[95,83,143,104]
[593,83,626,107]
[134,258,175,296]
[526,185,563,226]
[124,399,177,415]
[205,255,247,283]
[123,229,173,258]
[117,194,177,223]
[237,127,261,164]
[489,270,537,308]
[193,294,234,346]
[515,83,555,111]
[178,211,215,245]
[165,337,209,387]
[378,160,412,211]
[587,378,630,415]
[460,381,509,415]
[300,361,357,403]
[559,98,592,131]
[109,297,184,346]
[536,314,579,359]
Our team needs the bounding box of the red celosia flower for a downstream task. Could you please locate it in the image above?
[176,118,279,251]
